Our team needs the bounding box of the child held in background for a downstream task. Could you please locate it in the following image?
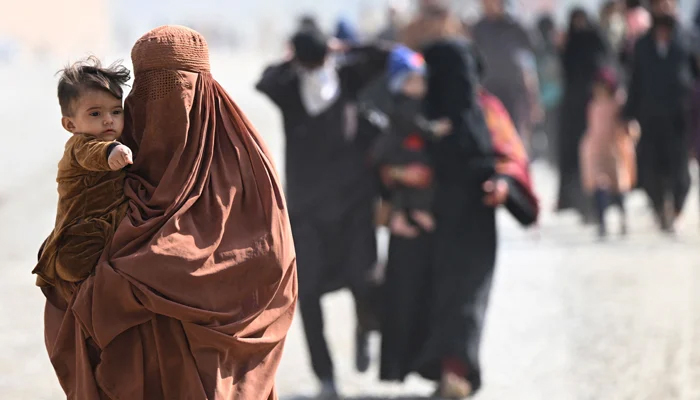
[374,45,453,385]
[580,67,637,237]
[372,46,451,237]
[34,57,133,289]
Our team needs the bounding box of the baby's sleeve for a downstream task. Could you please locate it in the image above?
[70,135,117,171]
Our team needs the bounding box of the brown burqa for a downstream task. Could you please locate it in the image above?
[42,26,297,400]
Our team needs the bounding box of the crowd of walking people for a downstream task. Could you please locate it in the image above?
[257,0,699,398]
[554,0,698,236]
[32,0,699,399]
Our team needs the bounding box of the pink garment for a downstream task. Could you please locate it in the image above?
[579,95,636,194]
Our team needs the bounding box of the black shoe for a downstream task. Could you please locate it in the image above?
[597,223,608,239]
[316,380,341,400]
[660,213,676,234]
[660,196,677,234]
[355,329,370,373]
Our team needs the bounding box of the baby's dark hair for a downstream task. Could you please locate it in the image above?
[57,56,131,117]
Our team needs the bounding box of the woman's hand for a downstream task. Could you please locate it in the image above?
[626,120,641,143]
[328,38,349,53]
[482,178,509,207]
[379,166,398,187]
[389,211,419,238]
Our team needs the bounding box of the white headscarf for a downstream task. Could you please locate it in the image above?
[299,60,340,116]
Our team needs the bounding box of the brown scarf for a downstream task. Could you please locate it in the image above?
[43,26,297,399]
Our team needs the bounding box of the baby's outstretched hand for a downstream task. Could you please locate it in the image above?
[108,144,133,171]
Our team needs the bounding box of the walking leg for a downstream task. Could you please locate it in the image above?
[298,292,335,384]
[645,172,666,230]
[612,193,627,235]
[672,160,691,217]
[292,221,338,398]
[594,189,610,238]
[351,286,373,373]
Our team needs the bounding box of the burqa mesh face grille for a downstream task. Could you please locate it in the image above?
[131,70,189,101]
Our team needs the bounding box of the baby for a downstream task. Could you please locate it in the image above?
[34,57,133,287]
[372,46,451,237]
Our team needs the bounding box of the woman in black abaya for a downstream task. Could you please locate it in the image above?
[380,38,538,398]
[556,8,609,220]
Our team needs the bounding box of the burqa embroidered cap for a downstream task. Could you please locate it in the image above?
[131,25,210,72]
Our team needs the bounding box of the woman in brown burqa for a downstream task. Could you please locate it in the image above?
[41,26,297,399]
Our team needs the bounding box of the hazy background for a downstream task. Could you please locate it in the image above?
[1,1,699,398]
[1,0,697,193]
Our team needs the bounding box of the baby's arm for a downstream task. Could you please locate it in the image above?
[393,106,452,140]
[107,144,133,171]
[72,136,132,171]
[412,115,452,140]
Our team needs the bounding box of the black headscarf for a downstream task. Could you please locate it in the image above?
[563,8,608,85]
[536,14,557,51]
[422,39,495,181]
[568,7,591,32]
[291,29,329,67]
[298,15,321,33]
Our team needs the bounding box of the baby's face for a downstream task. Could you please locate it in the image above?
[402,73,427,99]
[62,89,124,141]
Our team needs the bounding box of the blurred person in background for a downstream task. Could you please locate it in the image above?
[256,29,391,399]
[623,0,698,233]
[534,14,563,165]
[414,38,538,398]
[372,46,452,384]
[335,17,361,45]
[600,0,627,54]
[299,14,322,33]
[377,1,408,42]
[355,1,413,118]
[333,18,364,66]
[620,0,652,79]
[472,0,542,157]
[399,0,466,51]
[579,67,637,238]
[556,8,608,222]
